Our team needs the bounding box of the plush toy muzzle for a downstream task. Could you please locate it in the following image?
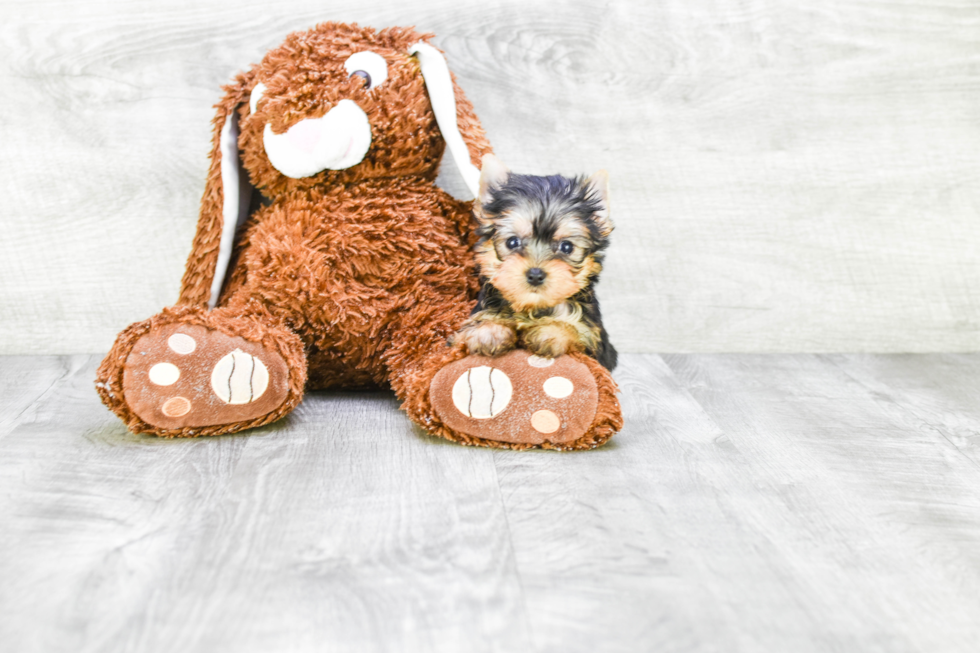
[261,97,372,177]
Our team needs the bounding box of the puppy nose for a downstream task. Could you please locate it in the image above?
[526,268,547,286]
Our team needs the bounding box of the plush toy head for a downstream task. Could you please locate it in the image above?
[178,22,491,309]
[239,24,482,194]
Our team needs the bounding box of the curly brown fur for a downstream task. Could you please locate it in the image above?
[456,155,618,370]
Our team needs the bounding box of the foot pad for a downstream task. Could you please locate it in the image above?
[123,324,289,430]
[431,350,598,445]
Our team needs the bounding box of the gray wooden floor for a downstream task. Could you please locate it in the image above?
[2,353,979,652]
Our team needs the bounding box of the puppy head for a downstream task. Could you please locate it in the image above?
[475,154,613,312]
[235,22,487,197]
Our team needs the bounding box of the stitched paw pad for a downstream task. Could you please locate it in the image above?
[430,349,598,445]
[122,324,289,430]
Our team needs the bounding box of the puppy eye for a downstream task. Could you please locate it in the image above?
[506,236,521,250]
[558,240,574,255]
[344,51,388,90]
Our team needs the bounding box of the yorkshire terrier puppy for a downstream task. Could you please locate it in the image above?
[454,154,617,370]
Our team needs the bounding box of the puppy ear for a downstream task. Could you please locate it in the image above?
[585,170,613,237]
[177,70,257,309]
[410,42,492,199]
[478,153,509,207]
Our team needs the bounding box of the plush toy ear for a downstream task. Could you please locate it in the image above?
[177,71,256,309]
[585,170,613,237]
[410,42,493,199]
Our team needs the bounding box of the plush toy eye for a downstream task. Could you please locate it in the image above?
[344,51,388,90]
[506,236,521,250]
[559,240,574,255]
[350,70,371,86]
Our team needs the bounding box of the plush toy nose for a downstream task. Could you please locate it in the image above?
[526,268,547,286]
[284,119,322,153]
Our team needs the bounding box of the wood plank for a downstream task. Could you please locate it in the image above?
[663,353,980,652]
[822,353,980,467]
[490,354,740,652]
[495,353,980,652]
[2,1,980,354]
[0,355,87,438]
[5,353,980,651]
[0,356,530,653]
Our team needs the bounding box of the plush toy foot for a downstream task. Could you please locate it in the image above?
[121,323,291,431]
[430,349,600,446]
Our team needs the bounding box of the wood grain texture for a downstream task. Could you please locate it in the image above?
[0,356,82,439]
[4,353,980,651]
[0,355,530,653]
[662,353,980,652]
[2,0,980,354]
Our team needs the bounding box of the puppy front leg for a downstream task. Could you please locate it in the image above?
[522,320,584,359]
[454,315,518,356]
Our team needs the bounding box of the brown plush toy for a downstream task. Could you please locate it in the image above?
[95,22,622,450]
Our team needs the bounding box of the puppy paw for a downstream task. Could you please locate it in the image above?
[522,322,582,359]
[455,321,517,357]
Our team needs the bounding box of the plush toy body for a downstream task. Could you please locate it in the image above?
[96,22,622,449]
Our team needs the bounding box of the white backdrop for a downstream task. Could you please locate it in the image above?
[2,0,979,354]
